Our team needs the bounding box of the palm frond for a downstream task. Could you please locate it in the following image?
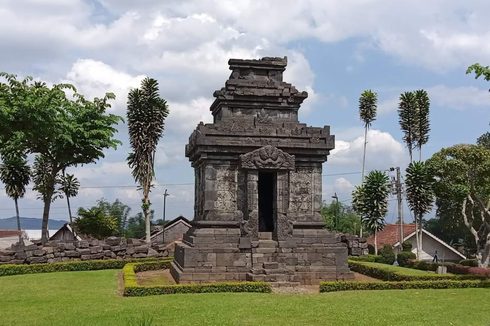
[359,90,378,129]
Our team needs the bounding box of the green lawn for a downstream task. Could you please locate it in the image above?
[352,261,438,275]
[1,270,490,326]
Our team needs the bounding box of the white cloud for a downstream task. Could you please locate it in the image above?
[64,59,145,115]
[377,85,490,114]
[69,162,131,181]
[330,129,405,169]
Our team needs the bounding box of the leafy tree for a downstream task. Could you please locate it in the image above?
[0,153,30,244]
[477,129,490,150]
[398,91,418,163]
[127,78,169,243]
[352,170,390,253]
[467,64,490,151]
[414,90,430,161]
[73,207,118,239]
[126,210,155,239]
[405,161,434,259]
[321,200,365,236]
[358,90,378,182]
[94,198,131,236]
[427,144,490,267]
[0,73,122,244]
[59,172,80,223]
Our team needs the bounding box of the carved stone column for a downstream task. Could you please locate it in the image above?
[241,170,259,238]
[276,170,293,239]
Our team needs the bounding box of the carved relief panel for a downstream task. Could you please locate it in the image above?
[214,166,237,212]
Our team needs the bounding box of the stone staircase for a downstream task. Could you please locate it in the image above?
[246,233,300,287]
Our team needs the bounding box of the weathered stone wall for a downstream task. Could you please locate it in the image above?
[0,237,170,265]
[342,234,368,256]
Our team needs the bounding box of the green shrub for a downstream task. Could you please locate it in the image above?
[402,241,412,252]
[319,280,490,292]
[407,259,439,272]
[459,259,479,267]
[0,257,172,277]
[348,261,486,281]
[348,255,383,263]
[397,252,416,267]
[379,245,395,265]
[123,261,272,296]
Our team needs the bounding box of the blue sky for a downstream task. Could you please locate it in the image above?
[1,0,489,227]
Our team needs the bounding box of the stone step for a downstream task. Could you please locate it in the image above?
[256,240,277,248]
[253,247,276,254]
[264,268,285,275]
[262,262,278,269]
[259,232,272,240]
[269,282,301,288]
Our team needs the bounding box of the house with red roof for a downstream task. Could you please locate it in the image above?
[367,224,466,262]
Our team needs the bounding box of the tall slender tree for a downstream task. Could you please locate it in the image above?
[127,78,169,243]
[405,161,434,259]
[59,172,80,223]
[358,90,378,238]
[358,90,378,182]
[398,91,418,163]
[0,153,30,244]
[414,90,430,161]
[352,170,390,254]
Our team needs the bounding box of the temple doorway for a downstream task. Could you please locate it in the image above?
[258,172,276,232]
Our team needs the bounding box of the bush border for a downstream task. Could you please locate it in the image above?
[123,261,272,296]
[0,257,172,277]
[349,260,487,281]
[319,280,490,292]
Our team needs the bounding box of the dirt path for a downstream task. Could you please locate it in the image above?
[354,272,381,282]
[136,269,176,286]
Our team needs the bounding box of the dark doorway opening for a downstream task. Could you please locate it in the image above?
[258,172,276,232]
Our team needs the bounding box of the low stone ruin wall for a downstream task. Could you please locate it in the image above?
[0,237,170,265]
[342,235,368,256]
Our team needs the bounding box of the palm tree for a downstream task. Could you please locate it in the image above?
[59,172,80,223]
[405,161,434,259]
[352,170,390,253]
[0,155,30,244]
[358,90,378,183]
[398,91,418,163]
[414,90,430,161]
[127,78,169,243]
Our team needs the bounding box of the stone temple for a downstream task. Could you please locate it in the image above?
[170,56,355,285]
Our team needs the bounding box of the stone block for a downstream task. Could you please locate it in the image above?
[79,241,89,248]
[90,246,103,254]
[64,243,76,251]
[77,248,91,255]
[0,256,13,262]
[65,251,80,258]
[134,245,149,254]
[105,237,121,246]
[27,256,48,264]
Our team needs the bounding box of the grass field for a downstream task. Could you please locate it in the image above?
[1,270,490,326]
[351,261,439,276]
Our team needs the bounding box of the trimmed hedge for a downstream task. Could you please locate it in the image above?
[408,260,490,277]
[397,252,416,267]
[348,255,383,263]
[319,280,490,293]
[349,261,487,281]
[123,261,272,296]
[0,257,172,277]
[459,259,479,267]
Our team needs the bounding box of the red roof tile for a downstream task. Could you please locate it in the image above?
[0,230,24,238]
[366,224,416,248]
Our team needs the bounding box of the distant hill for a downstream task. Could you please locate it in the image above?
[0,217,66,230]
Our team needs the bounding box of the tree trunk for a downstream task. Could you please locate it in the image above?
[419,147,422,162]
[419,215,423,256]
[66,196,73,224]
[41,190,53,245]
[374,229,378,255]
[477,241,490,268]
[15,197,23,244]
[415,217,420,259]
[144,191,151,244]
